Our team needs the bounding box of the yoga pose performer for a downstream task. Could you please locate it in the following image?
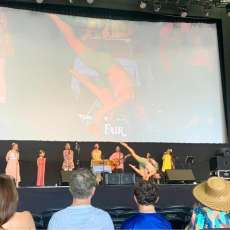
[121,142,160,181]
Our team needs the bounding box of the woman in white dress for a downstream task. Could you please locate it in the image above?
[5,143,21,187]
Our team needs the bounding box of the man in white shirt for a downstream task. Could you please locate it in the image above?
[48,168,114,230]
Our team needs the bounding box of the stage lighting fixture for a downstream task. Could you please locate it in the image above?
[139,0,148,9]
[86,0,94,4]
[36,0,44,3]
[226,3,230,16]
[203,1,212,17]
[153,1,161,12]
[180,7,188,17]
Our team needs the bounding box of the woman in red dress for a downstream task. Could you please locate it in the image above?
[36,150,46,187]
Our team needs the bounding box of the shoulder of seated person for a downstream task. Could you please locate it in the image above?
[93,207,111,216]
[14,211,33,218]
[3,211,34,228]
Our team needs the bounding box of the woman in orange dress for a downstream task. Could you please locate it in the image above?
[36,150,46,187]
[62,143,74,171]
[5,143,21,187]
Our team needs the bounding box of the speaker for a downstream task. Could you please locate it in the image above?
[210,156,230,171]
[60,170,74,185]
[166,169,195,184]
[104,173,136,185]
[104,173,120,185]
[120,173,136,185]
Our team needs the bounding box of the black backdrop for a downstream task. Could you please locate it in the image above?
[0,3,229,186]
[0,141,227,186]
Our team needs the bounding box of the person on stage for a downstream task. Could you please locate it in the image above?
[91,143,102,183]
[109,145,130,173]
[161,148,175,173]
[62,143,74,171]
[121,143,160,182]
[5,143,21,187]
[36,150,46,187]
[91,143,102,162]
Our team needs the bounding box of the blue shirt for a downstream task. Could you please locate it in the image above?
[48,205,114,230]
[121,213,172,230]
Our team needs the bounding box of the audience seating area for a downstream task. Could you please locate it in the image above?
[33,206,192,230]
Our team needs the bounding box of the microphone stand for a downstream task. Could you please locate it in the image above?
[75,142,80,168]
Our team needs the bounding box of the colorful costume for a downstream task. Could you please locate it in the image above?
[188,205,230,229]
[5,150,21,185]
[62,150,74,171]
[36,157,46,186]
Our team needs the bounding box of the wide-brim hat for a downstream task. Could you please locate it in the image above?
[193,177,230,212]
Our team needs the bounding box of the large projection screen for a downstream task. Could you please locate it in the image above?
[0,7,227,143]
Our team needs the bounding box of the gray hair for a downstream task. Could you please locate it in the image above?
[69,168,97,199]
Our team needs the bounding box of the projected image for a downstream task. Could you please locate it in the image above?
[0,10,13,104]
[49,14,135,138]
[0,7,227,143]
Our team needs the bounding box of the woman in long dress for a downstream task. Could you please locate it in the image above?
[36,150,46,187]
[62,143,74,171]
[162,149,175,173]
[5,143,21,187]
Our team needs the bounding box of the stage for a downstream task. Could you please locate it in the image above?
[17,184,196,214]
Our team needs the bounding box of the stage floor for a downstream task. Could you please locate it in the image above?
[18,184,196,213]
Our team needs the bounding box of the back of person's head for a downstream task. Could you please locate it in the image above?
[69,168,97,199]
[134,179,159,206]
[0,174,18,228]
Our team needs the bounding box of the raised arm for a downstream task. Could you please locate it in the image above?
[120,143,143,163]
[48,14,86,55]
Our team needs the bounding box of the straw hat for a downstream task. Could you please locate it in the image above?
[193,177,230,212]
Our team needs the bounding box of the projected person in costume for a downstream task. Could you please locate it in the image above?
[0,11,13,104]
[121,142,161,182]
[36,149,46,187]
[62,143,74,171]
[49,14,134,135]
[5,143,21,187]
[162,148,175,173]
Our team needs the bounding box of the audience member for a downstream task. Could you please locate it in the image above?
[187,176,230,229]
[121,179,172,229]
[0,174,35,230]
[48,168,114,230]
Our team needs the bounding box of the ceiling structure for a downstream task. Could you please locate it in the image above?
[0,0,230,18]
